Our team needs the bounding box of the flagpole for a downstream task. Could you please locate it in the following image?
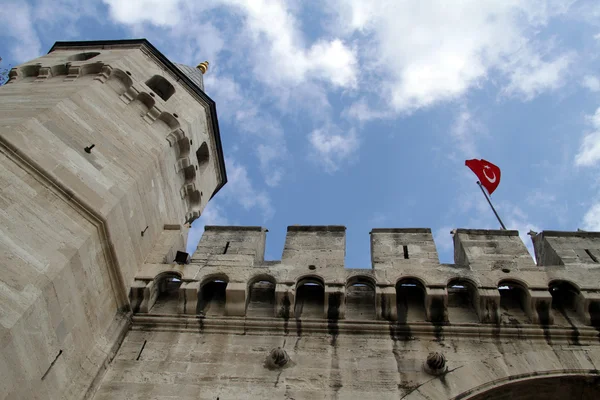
[476,181,507,230]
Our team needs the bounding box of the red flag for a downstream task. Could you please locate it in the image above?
[465,159,501,195]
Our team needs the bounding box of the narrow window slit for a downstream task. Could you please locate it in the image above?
[41,350,63,380]
[403,245,409,259]
[223,241,230,254]
[136,340,147,361]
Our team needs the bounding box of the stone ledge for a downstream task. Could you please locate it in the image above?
[204,225,264,232]
[540,230,600,238]
[130,314,600,343]
[454,228,520,236]
[371,228,432,234]
[287,225,346,232]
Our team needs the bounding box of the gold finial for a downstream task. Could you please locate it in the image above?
[197,61,209,74]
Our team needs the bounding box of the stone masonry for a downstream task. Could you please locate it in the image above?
[96,226,600,400]
[2,39,600,400]
[0,40,226,399]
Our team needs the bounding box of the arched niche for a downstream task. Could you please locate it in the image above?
[130,92,155,116]
[345,276,376,320]
[246,275,276,317]
[146,75,175,101]
[198,275,228,316]
[106,68,133,96]
[498,280,530,324]
[295,276,325,319]
[549,280,582,326]
[447,278,479,323]
[149,272,182,314]
[396,278,427,323]
[67,52,100,61]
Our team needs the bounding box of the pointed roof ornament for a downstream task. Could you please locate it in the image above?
[197,61,209,74]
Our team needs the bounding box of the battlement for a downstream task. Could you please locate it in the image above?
[131,225,600,333]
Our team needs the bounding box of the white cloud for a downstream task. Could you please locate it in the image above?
[223,158,274,220]
[332,0,575,115]
[574,107,600,167]
[0,2,42,63]
[204,73,287,186]
[102,0,357,90]
[451,107,485,156]
[104,0,183,26]
[582,75,600,92]
[582,201,600,231]
[309,126,359,172]
[502,51,574,100]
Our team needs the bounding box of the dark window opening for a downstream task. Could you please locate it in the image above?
[150,273,182,314]
[498,281,529,324]
[447,279,478,323]
[396,278,426,323]
[295,278,325,319]
[247,279,276,317]
[145,75,175,101]
[403,245,409,259]
[550,281,581,326]
[198,279,228,316]
[67,52,100,61]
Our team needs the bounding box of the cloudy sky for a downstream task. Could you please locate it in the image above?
[3,0,600,266]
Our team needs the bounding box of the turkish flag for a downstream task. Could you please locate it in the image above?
[465,159,501,195]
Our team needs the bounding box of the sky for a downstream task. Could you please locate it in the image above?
[2,0,600,267]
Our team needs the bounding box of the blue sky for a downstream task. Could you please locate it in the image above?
[3,0,600,267]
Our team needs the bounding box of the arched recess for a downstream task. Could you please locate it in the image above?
[149,272,182,314]
[198,275,228,316]
[295,276,325,319]
[457,374,600,400]
[19,65,41,82]
[130,92,155,116]
[176,138,191,158]
[498,280,530,324]
[396,278,427,323]
[50,64,68,77]
[79,62,104,77]
[146,75,175,101]
[447,278,479,323]
[246,275,276,317]
[345,276,376,320]
[550,280,582,326]
[67,52,100,61]
[106,68,132,96]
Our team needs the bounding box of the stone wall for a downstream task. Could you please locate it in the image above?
[94,225,600,399]
[0,42,224,400]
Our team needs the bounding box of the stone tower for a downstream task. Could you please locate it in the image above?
[0,40,226,399]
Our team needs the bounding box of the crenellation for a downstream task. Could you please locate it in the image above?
[532,230,600,267]
[132,226,600,332]
[453,228,536,270]
[282,226,346,268]
[370,228,440,269]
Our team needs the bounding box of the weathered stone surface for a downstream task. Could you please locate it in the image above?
[3,38,600,400]
[0,40,225,400]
